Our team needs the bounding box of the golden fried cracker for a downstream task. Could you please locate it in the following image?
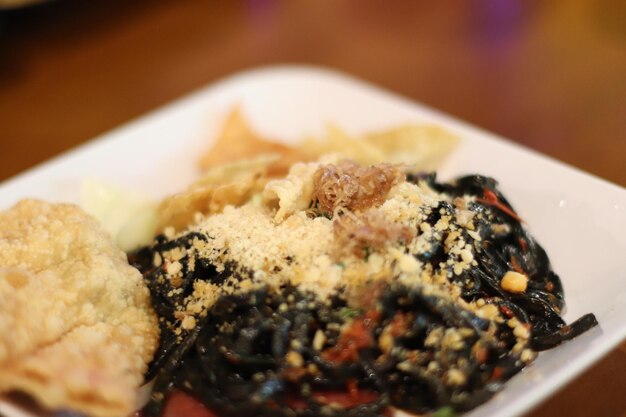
[363,124,460,171]
[296,124,384,165]
[198,107,306,177]
[0,200,159,417]
[158,156,274,231]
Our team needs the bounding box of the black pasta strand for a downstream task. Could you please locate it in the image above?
[136,173,599,417]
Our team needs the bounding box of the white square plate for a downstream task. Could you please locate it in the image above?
[1,66,625,417]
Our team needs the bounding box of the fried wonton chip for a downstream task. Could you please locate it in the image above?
[0,200,159,417]
[297,124,459,171]
[158,156,274,232]
[262,161,321,223]
[198,107,306,177]
[363,124,460,171]
[199,108,459,179]
[296,124,383,165]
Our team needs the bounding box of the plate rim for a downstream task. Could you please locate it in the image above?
[1,64,625,417]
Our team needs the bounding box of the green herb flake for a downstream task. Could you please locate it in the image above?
[432,406,455,417]
[339,307,362,320]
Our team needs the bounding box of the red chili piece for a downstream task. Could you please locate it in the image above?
[347,379,359,401]
[322,310,380,364]
[477,189,523,223]
[499,305,515,318]
[312,389,379,407]
[510,257,525,274]
[518,237,528,253]
[160,390,219,417]
[390,311,409,337]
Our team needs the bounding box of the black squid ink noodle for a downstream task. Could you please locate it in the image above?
[131,173,598,417]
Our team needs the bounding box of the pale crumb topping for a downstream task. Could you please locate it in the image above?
[149,159,535,352]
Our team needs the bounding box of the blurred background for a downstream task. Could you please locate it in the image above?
[0,0,624,415]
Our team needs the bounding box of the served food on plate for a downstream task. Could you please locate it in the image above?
[131,110,597,417]
[0,108,598,417]
[0,200,159,417]
[158,107,459,233]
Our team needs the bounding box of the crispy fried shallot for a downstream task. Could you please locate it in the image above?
[313,161,405,215]
[333,209,414,258]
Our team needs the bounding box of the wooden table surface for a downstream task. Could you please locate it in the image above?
[0,1,624,416]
